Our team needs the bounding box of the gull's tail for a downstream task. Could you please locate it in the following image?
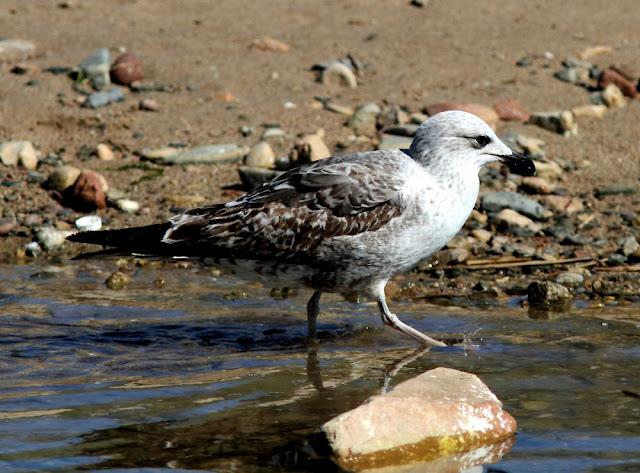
[67,223,174,257]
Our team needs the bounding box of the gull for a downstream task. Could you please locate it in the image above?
[68,111,535,347]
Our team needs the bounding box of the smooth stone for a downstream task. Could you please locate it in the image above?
[378,133,412,150]
[105,271,131,290]
[79,47,111,89]
[261,127,286,140]
[96,143,114,161]
[599,68,638,98]
[322,61,357,88]
[377,104,410,129]
[470,228,492,243]
[251,37,290,53]
[111,52,144,85]
[116,198,140,213]
[520,176,555,194]
[139,98,159,111]
[322,367,516,471]
[555,272,585,288]
[85,88,125,109]
[540,195,584,214]
[571,104,607,119]
[515,134,545,157]
[245,141,276,168]
[0,39,36,62]
[528,281,572,309]
[601,83,626,108]
[529,110,577,136]
[143,144,249,165]
[595,184,638,197]
[75,215,102,232]
[323,101,354,115]
[70,170,108,210]
[291,134,331,163]
[35,226,74,251]
[238,166,283,189]
[493,209,542,234]
[494,99,530,122]
[0,141,38,169]
[425,102,499,129]
[578,45,613,59]
[410,112,428,124]
[532,160,563,178]
[482,191,552,220]
[348,103,381,137]
[622,236,640,257]
[47,165,81,192]
[554,67,590,84]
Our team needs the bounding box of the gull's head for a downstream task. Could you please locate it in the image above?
[408,110,535,176]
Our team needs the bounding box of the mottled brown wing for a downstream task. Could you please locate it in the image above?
[162,151,409,262]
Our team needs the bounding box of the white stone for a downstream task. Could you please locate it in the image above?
[0,141,39,169]
[322,61,358,88]
[245,141,276,168]
[116,198,140,213]
[75,215,102,232]
[96,143,114,161]
[35,226,75,251]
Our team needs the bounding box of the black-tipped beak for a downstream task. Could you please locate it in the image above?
[498,151,536,176]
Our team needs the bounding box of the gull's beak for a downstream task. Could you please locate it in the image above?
[496,151,536,176]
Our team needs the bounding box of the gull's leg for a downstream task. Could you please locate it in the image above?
[306,290,322,342]
[377,288,446,347]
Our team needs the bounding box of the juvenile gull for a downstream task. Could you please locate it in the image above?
[68,111,535,346]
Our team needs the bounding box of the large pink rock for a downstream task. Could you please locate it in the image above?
[322,367,517,471]
[495,99,531,122]
[69,170,108,210]
[424,102,499,129]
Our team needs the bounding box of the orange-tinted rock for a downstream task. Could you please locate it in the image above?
[424,102,499,129]
[110,53,144,85]
[495,99,530,122]
[599,68,637,98]
[322,367,517,471]
[69,171,107,210]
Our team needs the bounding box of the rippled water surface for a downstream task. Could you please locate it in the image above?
[0,261,639,472]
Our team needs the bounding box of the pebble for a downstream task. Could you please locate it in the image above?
[47,165,81,192]
[261,127,286,141]
[291,134,331,163]
[85,88,125,109]
[595,184,638,197]
[142,144,249,165]
[540,195,584,214]
[529,110,577,136]
[322,367,516,471]
[96,143,114,161]
[527,281,572,309]
[70,170,108,210]
[245,141,276,168]
[555,272,585,288]
[75,215,102,232]
[471,228,492,243]
[494,99,530,122]
[139,98,159,111]
[110,52,144,85]
[0,39,37,62]
[410,112,428,124]
[347,103,380,137]
[251,37,290,53]
[571,104,607,119]
[116,198,140,213]
[599,68,638,98]
[378,133,413,150]
[493,209,542,234]
[533,160,563,178]
[482,191,552,220]
[322,61,358,88]
[520,176,555,194]
[35,226,74,251]
[105,271,132,290]
[79,48,111,89]
[238,166,283,189]
[323,101,354,115]
[0,141,39,169]
[578,45,613,60]
[554,66,590,85]
[622,236,640,257]
[425,102,499,129]
[607,253,627,265]
[377,104,410,129]
[600,83,626,108]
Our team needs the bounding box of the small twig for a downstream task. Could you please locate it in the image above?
[458,256,595,270]
[594,265,640,273]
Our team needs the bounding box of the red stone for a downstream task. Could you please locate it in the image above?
[424,102,499,129]
[599,68,638,98]
[70,171,107,210]
[494,99,531,122]
[110,53,144,85]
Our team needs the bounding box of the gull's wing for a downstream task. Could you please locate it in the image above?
[163,150,410,262]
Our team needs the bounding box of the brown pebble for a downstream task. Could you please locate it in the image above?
[139,98,159,111]
[105,271,131,290]
[110,52,144,86]
[599,68,638,98]
[69,170,107,210]
[494,99,530,122]
[251,37,290,52]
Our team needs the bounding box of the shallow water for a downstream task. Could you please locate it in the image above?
[0,261,639,472]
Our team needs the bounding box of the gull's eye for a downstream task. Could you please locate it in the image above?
[473,135,491,148]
